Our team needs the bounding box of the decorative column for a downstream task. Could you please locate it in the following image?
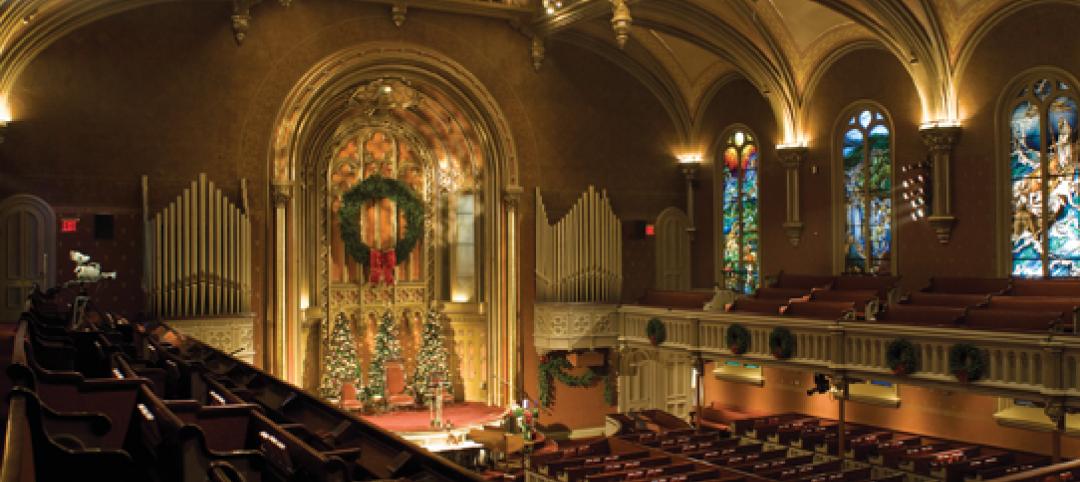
[271,182,293,378]
[919,125,961,243]
[504,184,523,403]
[777,146,807,247]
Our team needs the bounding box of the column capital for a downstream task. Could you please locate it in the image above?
[503,184,524,208]
[272,182,293,207]
[776,146,808,169]
[919,125,961,153]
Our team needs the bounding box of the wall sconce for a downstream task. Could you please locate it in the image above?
[0,99,11,145]
[678,153,702,239]
[900,159,932,221]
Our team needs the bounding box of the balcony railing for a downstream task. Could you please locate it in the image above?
[615,305,1078,405]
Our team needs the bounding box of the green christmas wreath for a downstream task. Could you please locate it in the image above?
[646,318,667,345]
[886,338,918,376]
[339,175,425,267]
[948,343,986,382]
[538,354,607,408]
[768,327,795,359]
[726,323,751,355]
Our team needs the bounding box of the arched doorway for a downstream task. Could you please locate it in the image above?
[0,194,56,322]
[267,44,521,406]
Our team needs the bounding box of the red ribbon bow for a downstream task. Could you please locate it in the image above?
[368,249,396,285]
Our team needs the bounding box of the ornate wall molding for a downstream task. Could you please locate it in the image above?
[170,314,257,364]
[533,302,619,354]
[920,125,961,244]
[776,146,807,247]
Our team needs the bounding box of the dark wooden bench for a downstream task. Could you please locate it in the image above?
[964,308,1064,333]
[874,305,965,326]
[903,292,990,308]
[727,297,786,315]
[637,290,715,310]
[924,277,1010,295]
[783,300,856,320]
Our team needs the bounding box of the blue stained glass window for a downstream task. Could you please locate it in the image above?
[1010,78,1080,278]
[721,128,760,294]
[842,108,892,274]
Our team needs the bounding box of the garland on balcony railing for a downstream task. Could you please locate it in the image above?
[538,353,604,407]
[646,318,666,346]
[769,327,795,359]
[948,343,987,383]
[726,323,750,355]
[886,338,917,376]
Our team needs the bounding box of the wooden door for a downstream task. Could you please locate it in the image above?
[0,195,55,322]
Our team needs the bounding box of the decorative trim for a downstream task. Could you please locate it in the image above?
[777,146,807,248]
[391,3,407,27]
[533,303,619,354]
[920,125,961,244]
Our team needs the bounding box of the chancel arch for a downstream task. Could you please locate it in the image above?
[266,43,521,406]
[832,102,896,275]
[997,68,1080,278]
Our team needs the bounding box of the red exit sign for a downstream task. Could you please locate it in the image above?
[60,218,79,233]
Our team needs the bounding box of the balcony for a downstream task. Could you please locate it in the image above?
[615,305,1079,406]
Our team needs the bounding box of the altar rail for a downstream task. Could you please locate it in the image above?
[616,305,1080,406]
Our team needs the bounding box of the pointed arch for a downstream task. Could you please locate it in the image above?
[831,101,896,275]
[712,124,761,293]
[995,67,1080,278]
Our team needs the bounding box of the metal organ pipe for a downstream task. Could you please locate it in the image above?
[146,173,251,318]
[534,186,622,303]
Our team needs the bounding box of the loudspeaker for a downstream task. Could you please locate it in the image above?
[94,214,114,240]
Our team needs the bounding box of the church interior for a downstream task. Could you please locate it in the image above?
[4,0,1080,480]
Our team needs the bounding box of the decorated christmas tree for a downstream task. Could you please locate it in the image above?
[367,310,402,399]
[319,312,363,399]
[413,308,452,403]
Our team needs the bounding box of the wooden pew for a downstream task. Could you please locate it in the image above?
[809,288,880,318]
[874,305,965,327]
[131,384,266,482]
[770,273,836,291]
[988,295,1080,332]
[12,386,143,481]
[726,298,787,315]
[782,301,856,320]
[637,290,715,310]
[903,292,990,308]
[1010,278,1080,297]
[964,308,1064,333]
[834,275,899,305]
[923,277,1010,295]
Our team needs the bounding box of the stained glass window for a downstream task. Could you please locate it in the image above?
[841,107,892,274]
[1009,77,1080,278]
[720,128,760,294]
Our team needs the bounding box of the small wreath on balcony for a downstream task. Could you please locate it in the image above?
[768,327,795,359]
[646,318,667,346]
[538,354,602,408]
[948,343,986,383]
[886,338,918,376]
[339,175,424,283]
[726,324,751,355]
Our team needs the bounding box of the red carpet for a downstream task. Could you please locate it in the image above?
[361,402,505,433]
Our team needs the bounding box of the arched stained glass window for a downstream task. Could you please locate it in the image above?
[840,107,892,274]
[1009,77,1080,278]
[720,128,760,294]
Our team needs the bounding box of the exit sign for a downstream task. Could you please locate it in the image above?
[60,218,78,233]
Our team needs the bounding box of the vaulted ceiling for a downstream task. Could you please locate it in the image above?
[0,0,1062,146]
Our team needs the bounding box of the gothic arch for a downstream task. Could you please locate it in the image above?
[266,43,522,405]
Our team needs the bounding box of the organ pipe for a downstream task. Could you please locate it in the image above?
[145,173,251,318]
[535,186,622,303]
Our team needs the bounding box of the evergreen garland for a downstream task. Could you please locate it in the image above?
[412,308,452,404]
[538,353,605,408]
[318,313,363,398]
[726,323,751,355]
[886,338,918,376]
[339,175,425,268]
[948,343,986,382]
[768,327,796,359]
[646,318,667,345]
[367,310,402,399]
